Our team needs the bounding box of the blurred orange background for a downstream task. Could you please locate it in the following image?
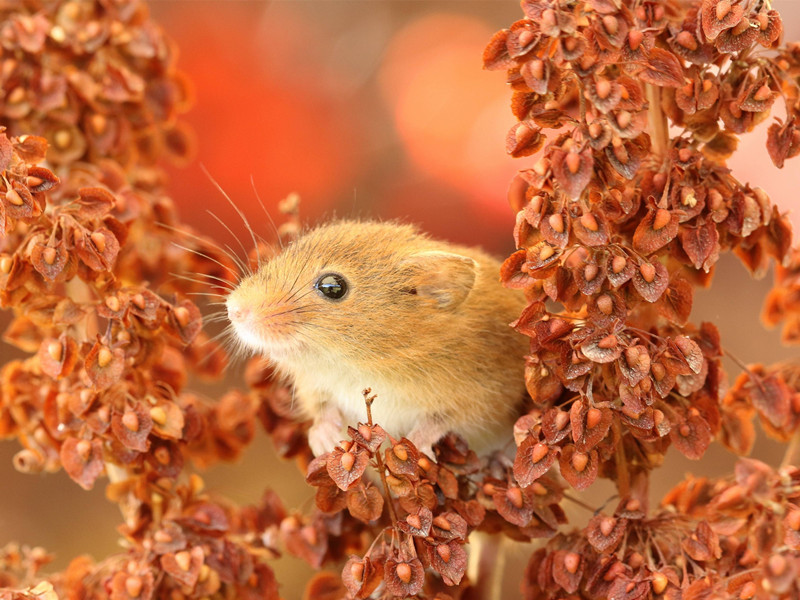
[1,0,799,597]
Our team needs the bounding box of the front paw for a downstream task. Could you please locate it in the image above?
[308,419,344,456]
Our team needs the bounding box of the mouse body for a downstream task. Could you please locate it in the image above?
[226,220,528,456]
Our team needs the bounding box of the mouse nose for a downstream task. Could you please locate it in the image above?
[226,299,250,324]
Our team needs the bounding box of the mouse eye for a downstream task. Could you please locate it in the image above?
[315,273,348,300]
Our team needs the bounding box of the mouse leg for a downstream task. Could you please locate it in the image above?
[308,402,346,456]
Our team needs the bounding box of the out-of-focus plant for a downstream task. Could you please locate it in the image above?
[1,0,800,599]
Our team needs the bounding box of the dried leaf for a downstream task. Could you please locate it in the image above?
[670,410,711,459]
[558,445,599,490]
[638,48,684,88]
[551,147,594,200]
[682,521,721,561]
[384,557,424,597]
[633,207,680,254]
[632,260,669,302]
[346,483,384,522]
[427,541,467,586]
[60,438,105,490]
[326,445,369,491]
[514,436,557,487]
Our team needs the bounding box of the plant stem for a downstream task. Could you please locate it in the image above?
[613,421,631,499]
[645,84,669,160]
[364,390,399,527]
[781,427,800,470]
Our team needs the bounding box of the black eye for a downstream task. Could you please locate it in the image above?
[315,273,348,300]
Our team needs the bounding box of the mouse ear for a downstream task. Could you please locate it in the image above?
[400,251,478,310]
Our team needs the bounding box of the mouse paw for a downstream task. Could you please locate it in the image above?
[308,407,345,456]
[407,422,446,462]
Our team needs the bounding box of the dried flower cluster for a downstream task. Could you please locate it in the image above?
[1,0,800,598]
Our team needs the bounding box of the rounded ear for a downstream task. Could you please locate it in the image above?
[399,251,478,310]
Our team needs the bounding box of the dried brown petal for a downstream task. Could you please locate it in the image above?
[326,446,369,491]
[160,547,204,589]
[111,403,153,452]
[587,514,626,553]
[670,411,712,459]
[559,445,599,490]
[60,438,104,490]
[514,436,557,487]
[84,341,125,389]
[384,557,424,597]
[633,207,680,254]
[507,122,546,158]
[551,147,593,200]
[632,260,669,302]
[347,423,387,452]
[638,48,684,88]
[427,541,467,586]
[701,0,745,40]
[682,520,721,561]
[346,483,384,522]
[657,278,694,326]
[75,186,116,218]
[342,556,381,599]
[37,335,79,379]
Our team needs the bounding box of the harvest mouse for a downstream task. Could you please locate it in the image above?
[226,220,528,457]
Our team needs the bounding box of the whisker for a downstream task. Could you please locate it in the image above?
[250,174,283,250]
[202,164,263,270]
[157,222,242,278]
[205,210,253,276]
[170,242,241,281]
[169,271,235,291]
[185,293,228,302]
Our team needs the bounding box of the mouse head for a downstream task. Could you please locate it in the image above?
[225,220,479,363]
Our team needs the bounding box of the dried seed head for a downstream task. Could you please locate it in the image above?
[47,341,62,361]
[531,442,549,463]
[122,411,139,432]
[507,486,524,509]
[395,562,412,584]
[639,262,656,283]
[596,293,613,315]
[586,407,602,428]
[596,78,612,99]
[175,550,192,571]
[549,213,565,233]
[628,29,643,50]
[652,571,668,594]
[393,445,408,461]
[436,544,451,562]
[581,213,600,231]
[97,347,113,368]
[653,208,672,231]
[716,0,732,20]
[6,188,24,206]
[125,576,143,598]
[341,451,356,471]
[43,247,57,265]
[564,552,580,574]
[611,256,627,273]
[571,451,589,472]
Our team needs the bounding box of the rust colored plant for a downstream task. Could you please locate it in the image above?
[1,0,800,599]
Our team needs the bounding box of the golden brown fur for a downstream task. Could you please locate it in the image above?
[226,220,528,456]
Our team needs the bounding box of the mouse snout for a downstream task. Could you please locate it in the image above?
[227,303,250,324]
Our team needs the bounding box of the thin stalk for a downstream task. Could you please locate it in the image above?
[364,390,399,526]
[613,421,631,499]
[645,84,670,160]
[781,427,800,470]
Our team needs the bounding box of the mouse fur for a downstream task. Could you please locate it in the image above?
[226,220,528,456]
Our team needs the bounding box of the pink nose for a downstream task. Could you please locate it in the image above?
[227,303,250,324]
